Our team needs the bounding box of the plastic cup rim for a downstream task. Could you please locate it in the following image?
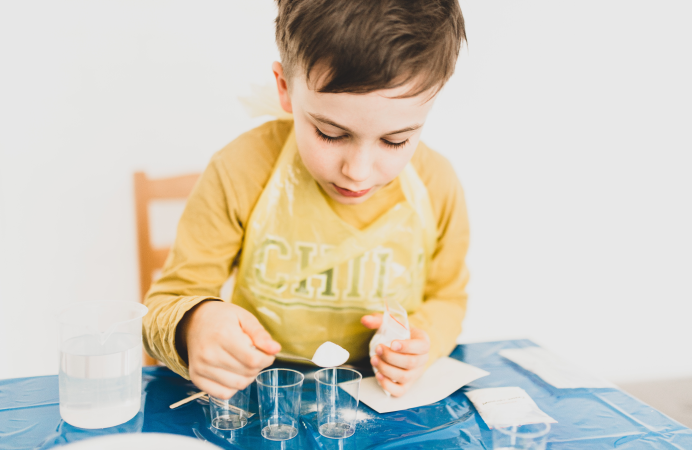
[494,422,551,438]
[58,300,148,324]
[314,367,363,386]
[256,368,305,388]
[209,394,249,408]
[209,396,229,407]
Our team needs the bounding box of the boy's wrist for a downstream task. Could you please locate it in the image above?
[174,299,219,364]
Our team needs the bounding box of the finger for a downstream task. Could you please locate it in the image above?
[218,353,273,377]
[237,308,281,354]
[193,331,267,376]
[194,330,273,376]
[192,363,256,392]
[379,344,428,370]
[375,372,406,398]
[370,355,411,384]
[195,378,238,400]
[217,333,276,373]
[242,346,277,371]
[190,370,254,400]
[390,335,430,355]
[360,314,383,330]
[216,328,253,361]
[410,327,431,343]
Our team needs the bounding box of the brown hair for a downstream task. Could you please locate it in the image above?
[275,0,466,97]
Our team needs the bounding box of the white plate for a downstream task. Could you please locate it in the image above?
[60,433,222,450]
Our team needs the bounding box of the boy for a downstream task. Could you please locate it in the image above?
[143,0,469,399]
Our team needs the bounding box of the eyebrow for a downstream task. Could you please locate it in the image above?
[308,112,423,136]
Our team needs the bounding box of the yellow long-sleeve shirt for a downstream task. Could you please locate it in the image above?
[143,119,470,379]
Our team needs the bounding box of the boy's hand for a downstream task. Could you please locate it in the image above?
[178,301,281,400]
[361,314,430,397]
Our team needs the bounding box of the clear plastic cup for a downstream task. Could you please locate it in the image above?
[209,385,252,430]
[58,300,148,429]
[256,369,304,441]
[492,422,551,449]
[315,367,362,439]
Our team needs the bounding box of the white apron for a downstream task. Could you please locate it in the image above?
[232,126,436,362]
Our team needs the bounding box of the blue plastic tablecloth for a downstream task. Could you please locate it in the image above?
[1,339,690,449]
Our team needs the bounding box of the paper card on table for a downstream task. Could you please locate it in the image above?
[466,386,557,429]
[354,357,489,414]
[499,347,615,389]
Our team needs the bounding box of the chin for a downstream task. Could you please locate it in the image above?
[333,195,371,205]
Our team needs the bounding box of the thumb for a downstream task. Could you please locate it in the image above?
[361,313,383,330]
[237,308,281,354]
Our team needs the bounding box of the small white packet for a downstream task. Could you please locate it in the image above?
[369,299,411,358]
[499,347,615,389]
[369,300,411,395]
[466,387,557,429]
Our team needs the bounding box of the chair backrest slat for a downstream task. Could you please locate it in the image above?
[147,174,200,199]
[133,171,200,365]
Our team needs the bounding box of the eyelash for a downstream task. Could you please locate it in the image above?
[315,127,346,144]
[314,127,409,150]
[382,138,409,150]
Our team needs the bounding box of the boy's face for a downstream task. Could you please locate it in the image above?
[273,62,437,205]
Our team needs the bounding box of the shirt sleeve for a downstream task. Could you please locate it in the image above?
[142,120,290,379]
[408,146,470,367]
[142,156,243,379]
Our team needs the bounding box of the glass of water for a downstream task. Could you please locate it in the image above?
[315,367,362,439]
[492,422,550,450]
[256,368,304,441]
[209,384,252,430]
[58,300,148,429]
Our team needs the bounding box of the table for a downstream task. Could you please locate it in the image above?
[1,340,690,449]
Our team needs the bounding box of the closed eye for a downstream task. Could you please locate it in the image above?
[382,138,409,150]
[315,127,347,143]
[316,126,408,150]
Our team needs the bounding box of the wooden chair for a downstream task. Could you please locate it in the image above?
[134,171,200,365]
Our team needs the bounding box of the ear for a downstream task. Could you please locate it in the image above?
[272,61,293,114]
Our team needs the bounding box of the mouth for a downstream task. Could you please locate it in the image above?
[333,184,372,198]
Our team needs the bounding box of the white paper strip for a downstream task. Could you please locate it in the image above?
[356,357,489,414]
[466,386,557,429]
[500,347,615,389]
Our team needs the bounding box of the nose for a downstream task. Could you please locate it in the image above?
[341,146,373,183]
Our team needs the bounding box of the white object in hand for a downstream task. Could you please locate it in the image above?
[369,300,411,359]
[368,300,410,395]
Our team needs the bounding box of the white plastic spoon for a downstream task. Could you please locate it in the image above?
[276,341,350,368]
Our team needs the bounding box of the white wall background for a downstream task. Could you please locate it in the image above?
[1,1,690,383]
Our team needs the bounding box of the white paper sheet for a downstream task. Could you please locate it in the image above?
[355,357,489,414]
[499,347,615,389]
[466,386,557,428]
